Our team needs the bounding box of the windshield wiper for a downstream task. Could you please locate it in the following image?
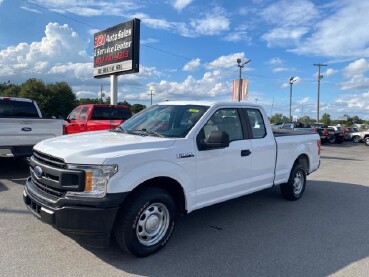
[130,129,166,138]
[111,126,127,133]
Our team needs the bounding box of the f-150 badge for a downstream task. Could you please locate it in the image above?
[176,153,194,159]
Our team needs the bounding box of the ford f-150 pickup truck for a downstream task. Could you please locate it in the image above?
[23,101,320,257]
[64,104,132,134]
[0,97,63,157]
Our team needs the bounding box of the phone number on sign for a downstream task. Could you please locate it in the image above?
[95,51,129,65]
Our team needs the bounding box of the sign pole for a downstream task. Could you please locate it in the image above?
[111,75,118,105]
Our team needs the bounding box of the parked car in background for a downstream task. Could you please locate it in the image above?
[343,127,359,140]
[350,129,369,143]
[0,97,63,157]
[326,127,344,144]
[64,104,132,135]
[280,122,313,131]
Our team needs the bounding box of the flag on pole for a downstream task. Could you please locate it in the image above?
[232,79,248,101]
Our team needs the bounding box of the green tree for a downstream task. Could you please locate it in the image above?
[0,82,21,97]
[131,104,146,113]
[321,113,331,125]
[19,79,76,118]
[78,98,99,105]
[269,113,289,123]
[118,100,131,107]
[44,82,76,118]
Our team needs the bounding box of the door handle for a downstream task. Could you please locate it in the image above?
[241,149,251,156]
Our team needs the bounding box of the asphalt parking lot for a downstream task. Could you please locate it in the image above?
[1,142,369,277]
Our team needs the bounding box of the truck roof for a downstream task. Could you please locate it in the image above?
[157,100,261,108]
[0,97,34,103]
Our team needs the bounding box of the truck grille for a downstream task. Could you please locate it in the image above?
[33,150,67,169]
[29,150,85,199]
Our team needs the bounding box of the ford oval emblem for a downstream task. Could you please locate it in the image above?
[34,166,43,179]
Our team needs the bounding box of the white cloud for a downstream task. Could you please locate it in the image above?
[339,59,369,90]
[28,0,140,17]
[260,0,319,26]
[292,1,369,58]
[190,15,230,36]
[125,69,232,102]
[171,0,193,11]
[183,58,201,72]
[325,68,338,76]
[0,23,90,81]
[273,67,289,72]
[343,58,369,78]
[206,52,248,70]
[267,57,283,65]
[262,27,309,47]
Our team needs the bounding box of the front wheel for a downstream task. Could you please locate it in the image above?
[365,138,369,146]
[114,188,176,257]
[280,164,306,201]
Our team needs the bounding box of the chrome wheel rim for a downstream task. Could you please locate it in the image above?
[136,203,170,246]
[293,171,305,195]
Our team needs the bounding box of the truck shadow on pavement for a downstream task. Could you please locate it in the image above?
[87,180,369,277]
[0,157,29,183]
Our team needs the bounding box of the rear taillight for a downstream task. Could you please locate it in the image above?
[323,130,329,136]
[317,140,321,155]
[312,128,317,133]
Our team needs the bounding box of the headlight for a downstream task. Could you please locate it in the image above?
[66,164,118,198]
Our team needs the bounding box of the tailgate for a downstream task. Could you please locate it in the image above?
[0,118,63,146]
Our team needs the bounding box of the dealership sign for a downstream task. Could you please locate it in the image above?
[93,18,140,78]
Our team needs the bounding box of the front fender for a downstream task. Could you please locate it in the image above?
[107,160,196,209]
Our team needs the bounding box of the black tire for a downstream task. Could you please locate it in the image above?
[365,138,369,146]
[280,164,306,201]
[114,188,176,257]
[352,136,361,143]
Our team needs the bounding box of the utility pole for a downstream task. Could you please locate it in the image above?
[236,58,251,102]
[313,63,327,123]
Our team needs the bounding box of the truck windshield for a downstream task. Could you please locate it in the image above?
[116,104,209,138]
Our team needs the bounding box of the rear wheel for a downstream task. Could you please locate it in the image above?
[280,164,306,201]
[114,188,176,257]
[352,136,361,143]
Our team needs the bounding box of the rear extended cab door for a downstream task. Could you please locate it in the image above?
[193,105,276,209]
[85,106,132,132]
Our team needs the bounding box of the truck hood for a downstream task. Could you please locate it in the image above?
[34,130,177,164]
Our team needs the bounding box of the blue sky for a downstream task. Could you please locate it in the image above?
[1,0,369,120]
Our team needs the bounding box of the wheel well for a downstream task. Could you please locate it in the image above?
[295,154,309,174]
[125,177,187,215]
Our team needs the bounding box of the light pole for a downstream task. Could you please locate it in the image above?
[147,86,155,106]
[289,77,297,121]
[314,63,327,123]
[236,58,251,102]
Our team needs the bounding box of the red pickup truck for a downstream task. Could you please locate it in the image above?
[64,104,132,135]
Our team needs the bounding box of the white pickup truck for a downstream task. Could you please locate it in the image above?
[23,101,320,257]
[0,97,63,157]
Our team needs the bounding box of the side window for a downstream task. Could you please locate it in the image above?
[67,107,82,120]
[79,107,89,120]
[246,109,266,139]
[202,108,243,142]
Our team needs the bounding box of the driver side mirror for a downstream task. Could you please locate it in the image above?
[198,130,229,150]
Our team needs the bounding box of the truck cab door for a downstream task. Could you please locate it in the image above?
[74,106,89,133]
[65,106,82,134]
[195,108,253,208]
